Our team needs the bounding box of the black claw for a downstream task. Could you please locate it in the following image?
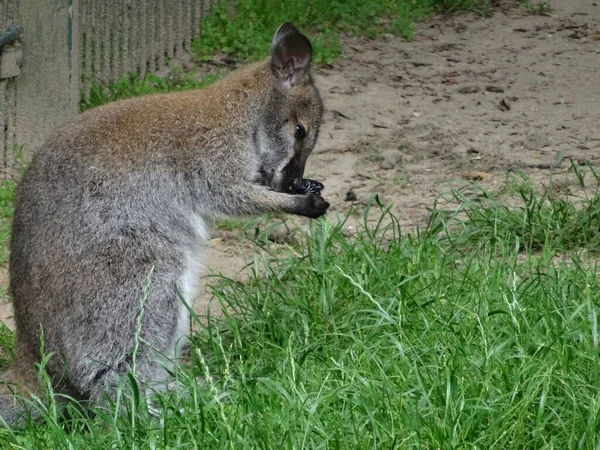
[298,179,324,196]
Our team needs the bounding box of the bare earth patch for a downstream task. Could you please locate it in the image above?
[1,0,599,328]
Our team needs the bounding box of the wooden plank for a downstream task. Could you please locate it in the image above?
[0,79,7,173]
[174,0,183,56]
[148,0,158,71]
[166,0,175,60]
[114,0,122,77]
[79,0,88,95]
[104,0,113,82]
[183,0,192,52]
[122,0,132,75]
[4,80,17,175]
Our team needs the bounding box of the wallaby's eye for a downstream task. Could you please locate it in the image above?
[294,123,306,140]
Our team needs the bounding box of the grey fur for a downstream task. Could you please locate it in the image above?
[2,22,328,425]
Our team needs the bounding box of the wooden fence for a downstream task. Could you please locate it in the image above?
[0,0,217,175]
[80,0,218,92]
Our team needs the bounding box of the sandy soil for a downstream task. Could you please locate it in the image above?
[1,0,599,329]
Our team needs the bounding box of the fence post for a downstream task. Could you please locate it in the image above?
[14,0,80,159]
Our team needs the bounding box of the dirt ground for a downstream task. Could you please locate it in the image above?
[0,0,599,329]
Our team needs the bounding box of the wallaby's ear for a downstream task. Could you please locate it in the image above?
[270,22,313,88]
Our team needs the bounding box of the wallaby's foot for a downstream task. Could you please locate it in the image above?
[146,376,222,416]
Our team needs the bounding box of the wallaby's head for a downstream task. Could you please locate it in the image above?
[257,22,324,194]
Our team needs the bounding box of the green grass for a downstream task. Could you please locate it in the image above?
[2,170,600,447]
[193,0,493,64]
[0,145,24,266]
[520,0,554,15]
[80,71,220,111]
[0,180,17,266]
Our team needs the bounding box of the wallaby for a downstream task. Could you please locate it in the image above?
[1,22,329,425]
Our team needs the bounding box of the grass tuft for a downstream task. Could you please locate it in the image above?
[0,179,17,266]
[80,71,220,111]
[193,0,494,64]
[430,163,600,255]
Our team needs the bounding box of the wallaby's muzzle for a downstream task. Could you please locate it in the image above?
[276,154,306,194]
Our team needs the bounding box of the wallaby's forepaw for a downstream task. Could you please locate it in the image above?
[290,178,324,196]
[300,179,324,196]
[302,193,330,218]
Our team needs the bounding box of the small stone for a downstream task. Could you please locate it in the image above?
[345,190,357,202]
[523,131,550,150]
[411,61,433,67]
[458,85,480,94]
[380,153,397,170]
[486,85,505,93]
[498,98,511,111]
[461,171,491,181]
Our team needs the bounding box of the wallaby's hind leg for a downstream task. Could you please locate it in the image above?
[71,283,196,408]
[0,360,42,426]
[86,354,174,405]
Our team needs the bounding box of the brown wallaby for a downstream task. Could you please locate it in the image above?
[1,22,329,425]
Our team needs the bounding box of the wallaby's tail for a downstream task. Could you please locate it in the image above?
[0,362,41,426]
